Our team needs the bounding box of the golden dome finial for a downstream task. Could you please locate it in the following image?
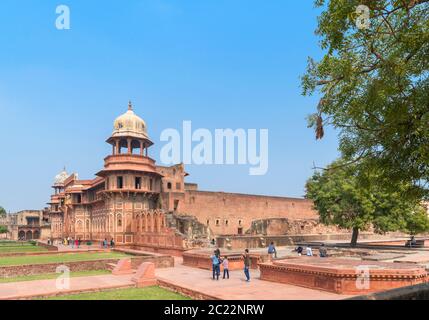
[128,100,133,111]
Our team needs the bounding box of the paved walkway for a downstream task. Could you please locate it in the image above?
[0,257,355,300]
[0,274,134,300]
[156,259,353,300]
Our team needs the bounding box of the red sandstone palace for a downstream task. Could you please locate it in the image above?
[48,103,319,251]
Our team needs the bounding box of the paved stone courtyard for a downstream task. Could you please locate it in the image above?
[1,243,429,300]
[156,258,352,300]
[0,257,353,300]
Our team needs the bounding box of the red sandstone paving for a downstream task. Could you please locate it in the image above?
[394,253,429,264]
[7,254,423,300]
[0,258,354,300]
[156,259,354,300]
[0,274,134,300]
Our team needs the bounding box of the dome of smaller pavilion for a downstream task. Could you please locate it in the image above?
[54,168,69,186]
[112,101,150,140]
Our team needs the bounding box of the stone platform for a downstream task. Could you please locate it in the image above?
[183,249,269,271]
[259,257,428,295]
[156,258,352,300]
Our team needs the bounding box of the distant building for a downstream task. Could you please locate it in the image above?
[1,210,50,240]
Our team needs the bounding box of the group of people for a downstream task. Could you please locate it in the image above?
[210,248,229,281]
[294,244,328,257]
[55,237,115,250]
[210,248,252,282]
[101,238,115,249]
[62,237,82,249]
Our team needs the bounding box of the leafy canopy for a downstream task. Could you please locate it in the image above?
[302,0,429,199]
[0,226,8,234]
[305,159,429,236]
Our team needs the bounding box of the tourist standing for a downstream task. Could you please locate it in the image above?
[71,238,75,249]
[306,246,313,257]
[410,236,417,247]
[222,256,230,279]
[268,242,277,259]
[110,238,115,248]
[214,247,221,258]
[319,244,328,258]
[103,238,108,249]
[243,249,251,282]
[210,251,221,280]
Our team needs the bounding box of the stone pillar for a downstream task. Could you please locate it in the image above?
[150,213,154,233]
[140,141,144,156]
[116,140,120,155]
[127,139,132,154]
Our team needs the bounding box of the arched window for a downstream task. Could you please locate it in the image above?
[76,220,83,232]
[117,214,123,230]
[153,213,158,231]
[142,214,146,231]
[135,214,140,232]
[109,214,114,232]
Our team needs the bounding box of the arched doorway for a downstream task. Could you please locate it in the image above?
[26,230,33,240]
[18,231,25,240]
[33,230,40,239]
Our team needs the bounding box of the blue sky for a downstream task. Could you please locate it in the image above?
[0,0,339,212]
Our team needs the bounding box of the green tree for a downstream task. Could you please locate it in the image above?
[0,225,8,234]
[0,207,6,217]
[402,207,429,235]
[305,159,429,246]
[302,0,429,199]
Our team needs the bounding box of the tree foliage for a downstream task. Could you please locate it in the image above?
[0,207,5,217]
[305,159,429,246]
[302,0,429,199]
[0,225,8,234]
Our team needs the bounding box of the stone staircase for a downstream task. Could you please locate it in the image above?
[108,258,157,288]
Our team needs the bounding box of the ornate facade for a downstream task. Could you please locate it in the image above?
[48,103,319,251]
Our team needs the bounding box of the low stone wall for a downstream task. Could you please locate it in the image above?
[0,255,174,278]
[37,242,59,251]
[215,233,377,249]
[183,251,268,271]
[349,283,429,300]
[0,249,107,258]
[259,257,428,295]
[127,245,185,257]
[158,279,219,300]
